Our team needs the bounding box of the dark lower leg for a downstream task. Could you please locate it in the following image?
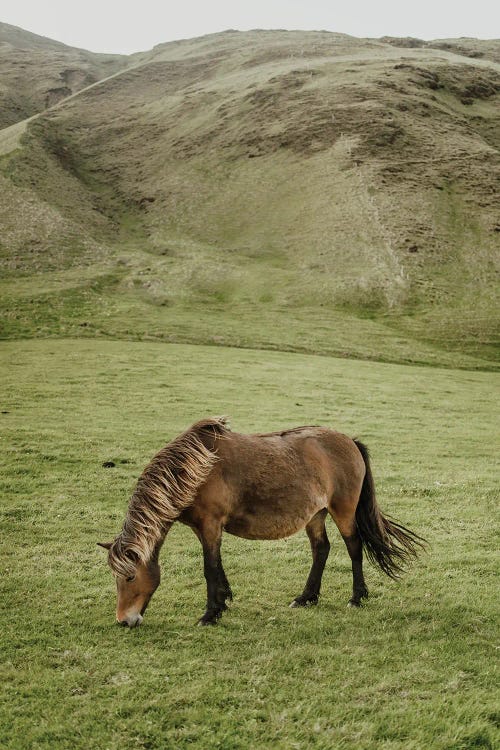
[219,566,233,602]
[291,510,330,607]
[342,531,368,606]
[198,528,231,625]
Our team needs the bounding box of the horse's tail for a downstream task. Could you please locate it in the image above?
[354,440,426,578]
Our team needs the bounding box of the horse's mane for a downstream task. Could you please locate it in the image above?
[108,417,229,578]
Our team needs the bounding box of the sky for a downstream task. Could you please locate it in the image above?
[1,0,499,54]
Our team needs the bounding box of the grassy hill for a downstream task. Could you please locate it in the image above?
[381,35,500,64]
[0,22,128,128]
[0,28,499,367]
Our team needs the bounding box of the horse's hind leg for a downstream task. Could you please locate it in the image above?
[329,502,368,607]
[290,509,330,608]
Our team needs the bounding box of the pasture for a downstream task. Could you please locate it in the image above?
[0,338,498,749]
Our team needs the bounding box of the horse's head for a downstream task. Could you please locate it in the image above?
[98,541,161,627]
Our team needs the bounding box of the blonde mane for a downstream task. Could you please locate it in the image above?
[108,417,229,578]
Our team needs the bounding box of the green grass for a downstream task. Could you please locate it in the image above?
[0,239,496,370]
[1,338,498,749]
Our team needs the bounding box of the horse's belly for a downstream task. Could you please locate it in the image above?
[224,495,326,540]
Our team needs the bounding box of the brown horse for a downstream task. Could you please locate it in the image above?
[99,417,424,626]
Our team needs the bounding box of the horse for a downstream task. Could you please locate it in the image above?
[98,417,425,626]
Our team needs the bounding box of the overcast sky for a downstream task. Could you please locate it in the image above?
[2,0,499,54]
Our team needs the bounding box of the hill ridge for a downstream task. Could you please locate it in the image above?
[1,24,499,135]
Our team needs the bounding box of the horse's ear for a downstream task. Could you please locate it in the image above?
[97,541,112,550]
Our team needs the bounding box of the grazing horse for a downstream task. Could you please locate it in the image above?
[99,417,424,626]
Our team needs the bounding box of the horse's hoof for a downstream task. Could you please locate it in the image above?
[197,609,222,626]
[348,599,361,608]
[290,595,318,608]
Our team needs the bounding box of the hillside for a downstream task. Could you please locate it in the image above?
[381,35,500,64]
[0,22,128,128]
[0,28,499,367]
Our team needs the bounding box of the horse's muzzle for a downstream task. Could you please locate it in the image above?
[118,613,143,628]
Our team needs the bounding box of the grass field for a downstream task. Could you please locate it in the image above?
[1,338,498,750]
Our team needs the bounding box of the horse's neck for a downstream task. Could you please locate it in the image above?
[150,521,173,561]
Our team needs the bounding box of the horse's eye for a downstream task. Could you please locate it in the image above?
[126,576,135,583]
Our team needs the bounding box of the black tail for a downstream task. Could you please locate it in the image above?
[354,440,426,579]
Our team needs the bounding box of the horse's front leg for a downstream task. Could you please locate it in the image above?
[197,521,231,626]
